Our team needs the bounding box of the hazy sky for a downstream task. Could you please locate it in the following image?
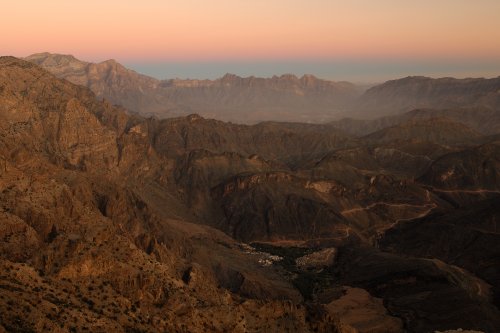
[2,0,499,81]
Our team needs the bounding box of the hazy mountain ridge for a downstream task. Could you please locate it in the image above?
[25,53,500,126]
[26,53,360,124]
[354,75,500,118]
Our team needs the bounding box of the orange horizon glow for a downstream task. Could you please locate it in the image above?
[2,0,500,63]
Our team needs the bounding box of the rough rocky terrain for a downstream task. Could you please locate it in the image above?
[1,56,499,332]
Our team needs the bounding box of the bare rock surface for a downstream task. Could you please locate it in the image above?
[326,287,403,333]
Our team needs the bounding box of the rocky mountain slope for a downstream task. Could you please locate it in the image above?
[354,76,500,117]
[363,118,483,146]
[1,56,500,332]
[418,141,500,190]
[380,197,500,308]
[0,57,330,332]
[331,107,500,136]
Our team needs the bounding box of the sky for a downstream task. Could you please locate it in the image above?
[2,0,499,82]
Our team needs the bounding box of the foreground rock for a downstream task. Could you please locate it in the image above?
[326,287,403,333]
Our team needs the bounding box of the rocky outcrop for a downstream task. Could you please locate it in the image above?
[326,287,403,333]
[333,247,500,332]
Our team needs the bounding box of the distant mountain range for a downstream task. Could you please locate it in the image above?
[355,75,500,118]
[25,53,359,123]
[26,52,500,123]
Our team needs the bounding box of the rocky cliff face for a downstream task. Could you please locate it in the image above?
[0,57,119,171]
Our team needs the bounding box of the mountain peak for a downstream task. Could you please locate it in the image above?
[220,73,241,82]
[186,113,204,122]
[97,59,126,71]
[100,59,119,65]
[279,73,299,81]
[25,52,83,65]
[301,74,318,80]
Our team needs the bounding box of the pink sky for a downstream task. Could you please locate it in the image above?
[2,0,500,62]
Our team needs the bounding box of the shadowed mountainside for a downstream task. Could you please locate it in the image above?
[331,107,500,136]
